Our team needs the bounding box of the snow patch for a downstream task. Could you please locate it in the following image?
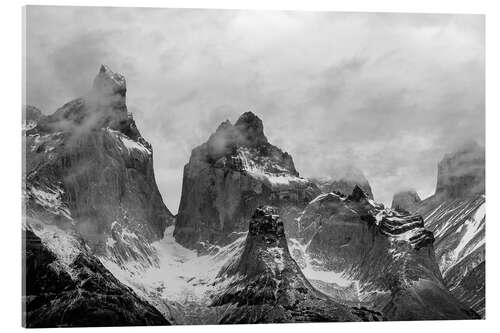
[100,226,246,304]
[28,185,72,220]
[237,147,308,188]
[288,238,356,288]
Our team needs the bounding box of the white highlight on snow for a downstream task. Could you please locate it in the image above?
[119,135,151,155]
[106,128,151,156]
[106,237,117,248]
[29,222,83,279]
[100,226,246,304]
[29,185,72,220]
[266,246,285,272]
[237,147,308,188]
[445,202,485,273]
[288,238,355,288]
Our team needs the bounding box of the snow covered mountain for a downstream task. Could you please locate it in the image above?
[23,65,175,326]
[287,186,477,320]
[415,142,485,317]
[22,66,482,325]
[24,65,174,261]
[174,112,320,249]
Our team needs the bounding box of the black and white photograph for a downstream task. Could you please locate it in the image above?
[18,3,488,328]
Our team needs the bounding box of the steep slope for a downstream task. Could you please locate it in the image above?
[391,189,422,214]
[311,165,373,199]
[23,223,169,327]
[24,65,174,263]
[289,186,477,321]
[415,142,485,317]
[174,112,320,249]
[23,65,175,326]
[212,206,381,323]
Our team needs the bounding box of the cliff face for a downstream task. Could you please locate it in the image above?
[391,189,422,214]
[23,66,176,327]
[415,142,485,316]
[212,206,381,323]
[293,186,476,321]
[435,141,485,199]
[23,225,169,327]
[174,112,320,249]
[24,65,174,262]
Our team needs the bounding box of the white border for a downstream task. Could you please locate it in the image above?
[2,0,498,332]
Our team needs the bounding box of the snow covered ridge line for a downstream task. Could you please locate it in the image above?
[26,221,86,279]
[106,128,151,156]
[237,146,309,187]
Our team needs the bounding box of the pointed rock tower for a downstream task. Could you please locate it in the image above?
[24,65,174,263]
[212,206,379,323]
[174,112,320,250]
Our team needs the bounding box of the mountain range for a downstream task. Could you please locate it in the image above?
[22,66,485,326]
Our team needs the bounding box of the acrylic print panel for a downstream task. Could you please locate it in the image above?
[22,5,485,327]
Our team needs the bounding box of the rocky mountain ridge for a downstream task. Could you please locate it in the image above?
[289,186,476,320]
[23,66,483,325]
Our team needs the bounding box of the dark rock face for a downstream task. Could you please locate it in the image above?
[174,112,320,249]
[23,227,169,328]
[435,141,484,198]
[297,187,476,320]
[311,165,373,199]
[391,189,421,214]
[212,206,381,323]
[24,65,174,258]
[415,142,485,317]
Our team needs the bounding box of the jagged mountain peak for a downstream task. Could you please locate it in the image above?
[248,206,285,244]
[219,205,291,279]
[92,64,127,97]
[234,111,268,145]
[33,65,138,137]
[347,184,369,202]
[206,112,268,158]
[175,111,318,248]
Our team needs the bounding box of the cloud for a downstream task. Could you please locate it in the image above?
[25,7,484,211]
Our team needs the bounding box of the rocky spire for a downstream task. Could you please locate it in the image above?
[213,206,364,323]
[347,184,368,202]
[234,111,268,145]
[92,64,127,97]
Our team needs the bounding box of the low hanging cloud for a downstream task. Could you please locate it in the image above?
[25,7,485,211]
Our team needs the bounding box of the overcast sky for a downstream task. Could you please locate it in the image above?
[25,6,484,213]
